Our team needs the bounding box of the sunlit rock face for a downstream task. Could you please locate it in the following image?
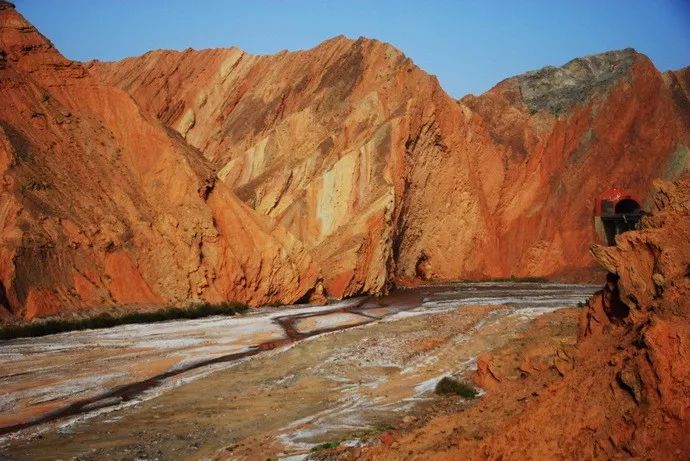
[0,3,319,320]
[2,0,688,320]
[93,37,690,295]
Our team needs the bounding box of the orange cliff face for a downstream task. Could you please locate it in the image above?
[92,40,690,294]
[459,53,690,279]
[2,1,689,320]
[0,2,319,321]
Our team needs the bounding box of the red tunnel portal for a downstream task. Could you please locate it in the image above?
[594,188,644,246]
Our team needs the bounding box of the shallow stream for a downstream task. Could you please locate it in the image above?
[0,282,597,460]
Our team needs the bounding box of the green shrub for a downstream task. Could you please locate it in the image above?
[0,301,249,340]
[434,376,478,399]
[310,440,340,452]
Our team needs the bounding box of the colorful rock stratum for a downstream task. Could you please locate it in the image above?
[1,0,689,321]
[1,2,689,459]
[0,1,319,321]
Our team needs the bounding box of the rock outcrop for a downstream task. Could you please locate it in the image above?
[0,3,319,320]
[349,174,690,460]
[577,174,690,458]
[464,174,690,459]
[93,39,690,297]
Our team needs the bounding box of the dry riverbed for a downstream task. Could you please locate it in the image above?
[0,283,596,460]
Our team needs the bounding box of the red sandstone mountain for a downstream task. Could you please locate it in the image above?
[1,1,689,320]
[0,2,318,320]
[92,37,690,298]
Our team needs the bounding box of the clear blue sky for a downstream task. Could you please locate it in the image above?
[14,0,690,97]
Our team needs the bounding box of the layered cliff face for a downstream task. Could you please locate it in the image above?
[93,39,690,297]
[0,2,318,320]
[459,55,690,279]
[91,37,459,297]
[2,1,689,320]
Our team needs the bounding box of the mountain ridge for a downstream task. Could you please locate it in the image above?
[0,3,320,320]
[91,35,690,296]
[1,3,689,320]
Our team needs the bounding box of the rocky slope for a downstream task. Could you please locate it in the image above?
[0,2,318,320]
[2,0,689,320]
[93,38,690,298]
[344,173,690,460]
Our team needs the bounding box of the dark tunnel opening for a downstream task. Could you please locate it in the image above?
[614,198,641,214]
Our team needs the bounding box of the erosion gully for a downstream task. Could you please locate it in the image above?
[0,282,597,460]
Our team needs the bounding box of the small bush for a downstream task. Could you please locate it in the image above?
[434,376,478,399]
[310,440,340,452]
[0,301,249,341]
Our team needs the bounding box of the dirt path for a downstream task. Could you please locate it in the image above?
[0,283,596,460]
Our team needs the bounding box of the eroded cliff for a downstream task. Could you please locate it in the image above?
[2,0,689,320]
[0,2,319,320]
[93,38,690,297]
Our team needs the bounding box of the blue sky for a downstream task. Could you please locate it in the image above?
[14,0,690,97]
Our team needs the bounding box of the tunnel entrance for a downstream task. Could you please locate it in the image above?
[594,189,646,246]
[614,198,641,214]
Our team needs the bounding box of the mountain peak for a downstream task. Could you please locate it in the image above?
[0,2,74,71]
[513,48,644,115]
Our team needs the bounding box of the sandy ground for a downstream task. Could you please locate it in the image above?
[0,283,596,460]
[317,307,585,461]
